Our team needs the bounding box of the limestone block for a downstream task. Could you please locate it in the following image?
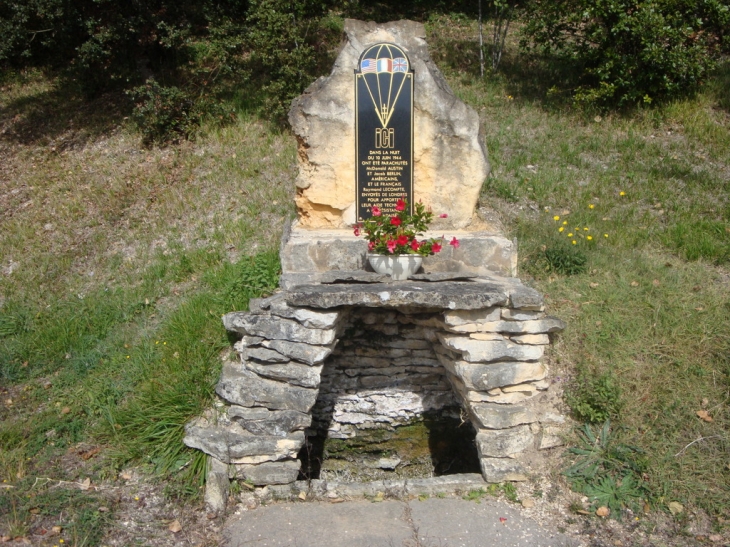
[230,460,301,485]
[436,353,547,390]
[538,425,565,450]
[479,457,528,482]
[469,403,537,429]
[501,309,545,321]
[476,426,534,458]
[468,333,504,341]
[223,313,337,345]
[261,295,341,329]
[438,334,545,362]
[288,19,489,229]
[446,318,566,335]
[183,421,304,464]
[216,361,319,413]
[228,407,312,437]
[509,287,545,311]
[240,347,290,363]
[244,361,323,389]
[443,307,501,326]
[262,339,335,366]
[510,334,550,345]
[205,457,230,515]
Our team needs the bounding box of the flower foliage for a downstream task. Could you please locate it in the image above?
[354,199,457,256]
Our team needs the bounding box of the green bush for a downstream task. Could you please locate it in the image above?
[521,0,730,107]
[566,371,623,423]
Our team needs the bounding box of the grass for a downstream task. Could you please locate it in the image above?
[1,13,729,541]
[426,15,730,521]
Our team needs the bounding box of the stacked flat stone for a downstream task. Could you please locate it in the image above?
[183,276,565,489]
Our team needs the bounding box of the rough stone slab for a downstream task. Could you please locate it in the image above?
[438,334,544,363]
[230,460,301,485]
[509,287,545,311]
[538,425,565,450]
[468,332,504,341]
[285,281,509,310]
[510,334,550,345]
[216,361,319,413]
[446,317,565,335]
[443,307,501,326]
[254,294,341,329]
[437,354,547,390]
[240,346,290,363]
[501,309,545,321]
[408,272,480,282]
[223,312,337,345]
[479,457,528,482]
[469,403,537,429]
[245,361,323,389]
[205,457,230,515]
[183,421,305,464]
[228,406,312,436]
[476,426,534,457]
[473,384,540,405]
[262,339,335,366]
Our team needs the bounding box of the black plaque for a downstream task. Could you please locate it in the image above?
[355,43,414,221]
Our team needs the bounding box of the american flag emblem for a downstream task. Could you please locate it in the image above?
[361,59,376,73]
[393,58,408,72]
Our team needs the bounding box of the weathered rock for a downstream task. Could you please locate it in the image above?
[240,347,290,363]
[468,332,504,341]
[469,403,537,429]
[438,334,545,363]
[262,339,335,366]
[245,361,323,389]
[538,425,565,450]
[501,309,545,321]
[183,421,305,464]
[479,457,528,482]
[288,19,489,230]
[437,354,547,390]
[255,294,341,329]
[216,362,319,413]
[230,460,301,485]
[445,318,565,335]
[285,281,509,310]
[223,313,337,345]
[508,287,545,311]
[443,307,501,326]
[476,426,534,457]
[510,334,550,345]
[228,406,312,436]
[205,457,230,515]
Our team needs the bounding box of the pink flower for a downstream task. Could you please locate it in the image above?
[372,206,381,217]
[432,242,442,253]
[410,239,420,251]
[368,241,375,251]
[386,239,397,253]
[449,237,460,248]
[390,216,402,227]
[353,225,361,237]
[397,235,409,246]
[395,198,406,212]
[439,213,448,218]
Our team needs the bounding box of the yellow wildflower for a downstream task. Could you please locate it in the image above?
[587,236,593,240]
[572,240,577,245]
[568,233,573,237]
[584,227,589,231]
[553,215,560,221]
[589,204,595,209]
[559,227,564,232]
[620,191,626,196]
[563,220,568,225]
[604,233,609,238]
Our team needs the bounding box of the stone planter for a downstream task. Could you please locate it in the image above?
[367,254,422,280]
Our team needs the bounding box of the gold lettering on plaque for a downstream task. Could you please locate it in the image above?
[375,128,394,149]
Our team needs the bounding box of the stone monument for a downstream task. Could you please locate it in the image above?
[183,19,566,514]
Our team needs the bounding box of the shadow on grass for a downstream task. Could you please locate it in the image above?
[0,73,132,149]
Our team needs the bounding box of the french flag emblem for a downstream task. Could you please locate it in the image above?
[376,58,392,73]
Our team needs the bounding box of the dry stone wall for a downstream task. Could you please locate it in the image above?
[183,275,566,491]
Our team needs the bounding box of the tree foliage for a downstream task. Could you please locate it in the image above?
[521,0,730,107]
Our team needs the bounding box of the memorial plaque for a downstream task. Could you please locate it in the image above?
[355,43,414,221]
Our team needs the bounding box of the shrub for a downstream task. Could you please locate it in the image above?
[566,371,623,424]
[521,0,730,107]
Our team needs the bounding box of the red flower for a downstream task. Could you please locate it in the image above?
[372,206,381,217]
[353,225,361,237]
[390,216,402,226]
[368,241,375,251]
[449,237,460,248]
[410,239,420,251]
[397,235,409,246]
[432,242,442,253]
[395,198,406,212]
[439,213,448,218]
[386,239,397,253]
